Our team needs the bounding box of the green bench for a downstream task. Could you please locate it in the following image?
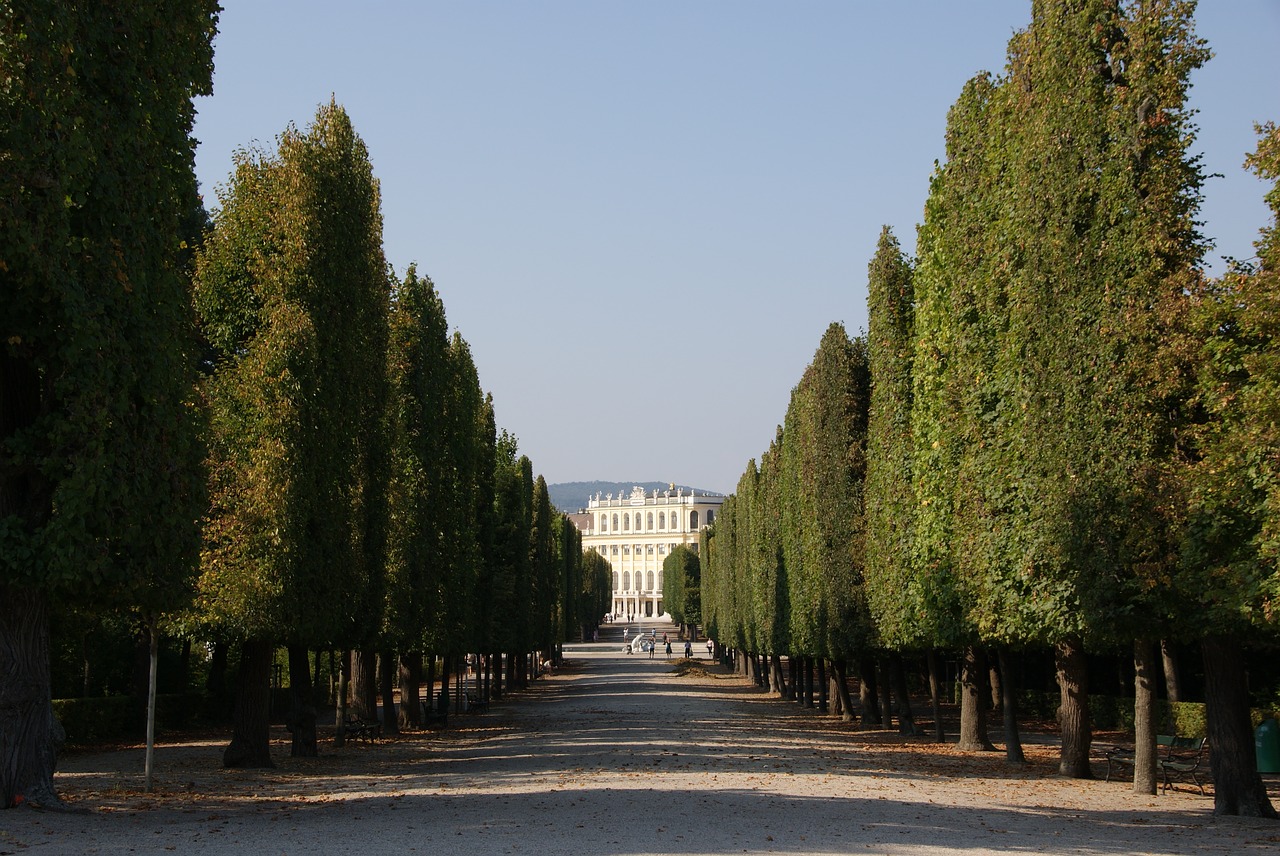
[1105,735,1207,794]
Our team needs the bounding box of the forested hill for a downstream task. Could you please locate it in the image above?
[548,481,718,513]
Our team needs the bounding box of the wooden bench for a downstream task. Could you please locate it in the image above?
[465,692,489,714]
[344,715,381,743]
[1105,735,1207,794]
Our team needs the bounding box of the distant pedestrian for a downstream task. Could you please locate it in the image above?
[648,639,656,659]
[665,640,672,658]
[706,639,713,658]
[684,640,692,658]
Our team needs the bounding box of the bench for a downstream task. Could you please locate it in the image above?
[1105,735,1207,794]
[465,692,489,714]
[344,715,381,743]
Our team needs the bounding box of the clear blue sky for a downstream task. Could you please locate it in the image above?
[193,1,1280,497]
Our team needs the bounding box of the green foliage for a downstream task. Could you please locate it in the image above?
[193,100,391,647]
[0,0,216,610]
[863,228,919,649]
[1178,121,1280,633]
[664,545,701,627]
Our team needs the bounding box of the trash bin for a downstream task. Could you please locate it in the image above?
[1256,717,1280,774]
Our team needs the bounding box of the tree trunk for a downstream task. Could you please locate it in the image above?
[859,657,881,728]
[927,649,945,743]
[891,654,917,736]
[988,659,1002,714]
[439,655,452,713]
[1055,637,1092,778]
[0,586,61,809]
[349,649,377,720]
[334,651,349,747]
[1132,639,1157,794]
[997,648,1024,763]
[957,645,995,751]
[223,638,274,768]
[286,644,317,758]
[817,658,828,714]
[399,652,422,730]
[878,658,893,729]
[832,659,856,723]
[491,653,503,700]
[1160,639,1181,703]
[788,656,799,701]
[771,654,787,700]
[1202,635,1277,817]
[378,650,398,736]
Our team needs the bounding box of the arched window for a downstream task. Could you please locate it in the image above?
[646,571,655,591]
[690,510,699,529]
[647,512,654,530]
[623,513,630,531]
[622,571,631,590]
[612,572,619,590]
[658,571,664,590]
[706,510,715,525]
[599,514,607,533]
[658,512,665,529]
[612,514,619,531]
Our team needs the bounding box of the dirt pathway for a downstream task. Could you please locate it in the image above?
[4,622,1278,854]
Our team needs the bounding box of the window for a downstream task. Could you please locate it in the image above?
[646,571,655,590]
[599,514,607,533]
[623,514,630,531]
[622,571,631,590]
[612,572,619,590]
[612,514,619,531]
[611,544,619,555]
[623,545,630,555]
[646,544,654,554]
[658,512,666,529]
[690,510,699,529]
[658,544,666,555]
[647,512,654,531]
[707,510,715,525]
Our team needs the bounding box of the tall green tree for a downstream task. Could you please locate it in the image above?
[193,100,391,765]
[1179,120,1280,817]
[863,229,916,652]
[1,0,216,808]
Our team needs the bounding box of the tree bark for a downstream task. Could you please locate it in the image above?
[378,650,398,735]
[878,658,893,729]
[1055,637,1092,778]
[770,654,787,699]
[223,639,274,768]
[957,645,995,751]
[399,652,422,730]
[1202,635,1277,817]
[334,650,349,748]
[891,654,917,736]
[817,658,828,714]
[997,648,1024,763]
[859,657,881,728]
[1132,639,1157,794]
[350,649,377,720]
[832,659,856,723]
[0,586,61,809]
[286,644,317,758]
[1160,639,1181,703]
[927,649,946,743]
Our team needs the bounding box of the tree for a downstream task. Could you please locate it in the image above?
[1178,120,1280,817]
[193,100,391,765]
[664,545,702,632]
[1,0,216,808]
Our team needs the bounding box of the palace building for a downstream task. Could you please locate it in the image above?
[570,485,724,620]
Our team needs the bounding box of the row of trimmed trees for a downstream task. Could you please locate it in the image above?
[2,3,609,805]
[703,0,1280,818]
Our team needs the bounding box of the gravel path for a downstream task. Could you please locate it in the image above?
[5,621,1279,855]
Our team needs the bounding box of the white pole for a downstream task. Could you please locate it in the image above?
[144,617,158,793]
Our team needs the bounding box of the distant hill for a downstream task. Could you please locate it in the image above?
[548,481,720,513]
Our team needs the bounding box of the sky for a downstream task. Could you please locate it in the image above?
[192,1,1280,497]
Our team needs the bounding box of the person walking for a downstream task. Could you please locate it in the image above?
[684,640,693,659]
[648,638,656,659]
[665,639,672,658]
